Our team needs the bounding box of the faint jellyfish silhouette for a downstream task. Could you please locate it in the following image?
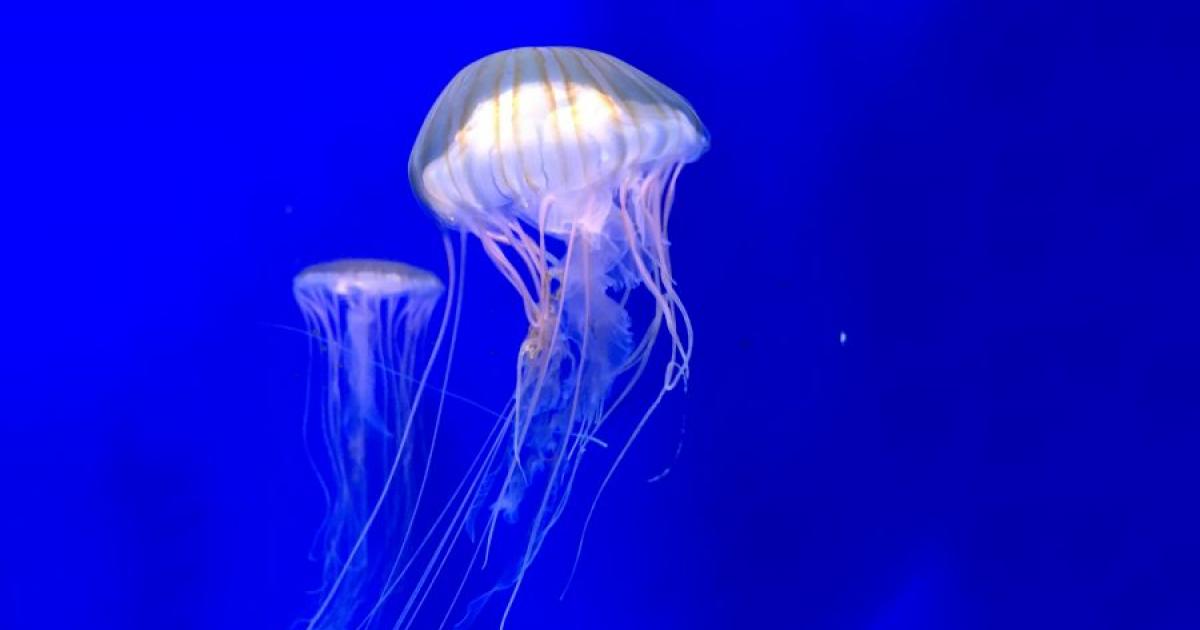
[294,258,454,629]
[391,46,709,627]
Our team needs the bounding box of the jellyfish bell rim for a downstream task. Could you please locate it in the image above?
[411,146,710,233]
[293,258,444,298]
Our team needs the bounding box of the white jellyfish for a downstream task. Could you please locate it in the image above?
[294,258,456,629]
[385,46,709,627]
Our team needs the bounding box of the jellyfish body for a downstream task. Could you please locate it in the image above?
[395,47,708,626]
[294,259,448,629]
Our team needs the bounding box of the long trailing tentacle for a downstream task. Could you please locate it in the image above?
[385,162,693,626]
[390,231,468,595]
[561,163,693,596]
[307,237,457,629]
[498,225,589,629]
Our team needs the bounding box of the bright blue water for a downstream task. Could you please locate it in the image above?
[2,2,1197,628]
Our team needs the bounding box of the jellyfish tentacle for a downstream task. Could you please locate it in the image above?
[298,308,335,560]
[559,168,694,598]
[478,233,537,322]
[364,400,509,630]
[618,178,686,364]
[649,165,695,381]
[404,46,707,623]
[400,439,497,629]
[306,255,455,629]
[393,234,467,584]
[563,349,677,599]
[500,225,593,630]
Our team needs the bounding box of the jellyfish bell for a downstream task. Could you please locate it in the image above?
[401,46,707,626]
[296,260,444,410]
[296,259,444,298]
[410,46,708,239]
[293,258,453,629]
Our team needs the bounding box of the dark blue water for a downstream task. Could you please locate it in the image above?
[2,2,1197,628]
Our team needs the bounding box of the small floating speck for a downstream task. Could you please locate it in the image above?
[839,330,847,346]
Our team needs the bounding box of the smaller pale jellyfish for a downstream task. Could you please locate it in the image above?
[293,259,453,629]
[382,47,708,627]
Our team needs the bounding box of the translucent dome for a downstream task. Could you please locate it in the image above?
[409,46,708,234]
[294,258,444,297]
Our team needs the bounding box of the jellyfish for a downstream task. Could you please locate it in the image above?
[387,46,709,627]
[294,258,456,629]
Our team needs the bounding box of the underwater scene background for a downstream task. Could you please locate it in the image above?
[2,2,1197,628]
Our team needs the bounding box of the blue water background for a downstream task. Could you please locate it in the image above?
[2,2,1197,628]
